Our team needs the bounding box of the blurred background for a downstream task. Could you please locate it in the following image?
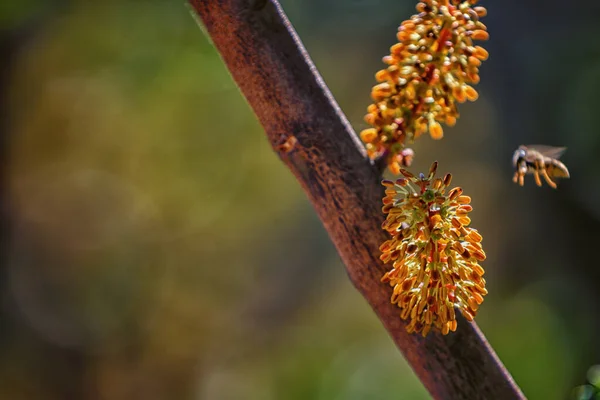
[1,0,599,399]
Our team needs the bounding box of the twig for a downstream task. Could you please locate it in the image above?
[188,0,526,398]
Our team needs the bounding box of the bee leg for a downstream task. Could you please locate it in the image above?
[512,172,518,184]
[518,173,524,187]
[533,170,542,187]
[539,167,558,189]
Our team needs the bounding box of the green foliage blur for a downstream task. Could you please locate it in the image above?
[572,365,600,400]
[1,0,599,399]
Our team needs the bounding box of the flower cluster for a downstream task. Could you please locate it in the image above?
[380,162,487,336]
[360,0,489,174]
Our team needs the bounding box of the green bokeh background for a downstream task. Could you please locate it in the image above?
[1,1,599,399]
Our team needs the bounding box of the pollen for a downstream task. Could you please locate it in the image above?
[379,162,487,336]
[429,121,444,140]
[471,30,489,41]
[465,86,479,101]
[360,128,378,143]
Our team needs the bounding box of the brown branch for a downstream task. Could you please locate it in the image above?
[188,1,526,399]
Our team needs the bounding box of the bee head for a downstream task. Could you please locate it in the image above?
[512,147,527,167]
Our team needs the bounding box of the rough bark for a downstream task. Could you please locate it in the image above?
[188,0,525,398]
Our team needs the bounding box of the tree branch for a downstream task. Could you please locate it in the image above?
[188,0,525,398]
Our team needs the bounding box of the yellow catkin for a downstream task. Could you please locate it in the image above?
[379,162,487,336]
[359,1,489,173]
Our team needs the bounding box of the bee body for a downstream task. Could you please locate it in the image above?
[512,145,570,189]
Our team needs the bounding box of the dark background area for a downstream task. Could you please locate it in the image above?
[1,1,599,399]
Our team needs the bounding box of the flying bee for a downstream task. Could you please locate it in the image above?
[512,145,570,189]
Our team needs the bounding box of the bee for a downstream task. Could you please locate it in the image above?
[512,145,570,189]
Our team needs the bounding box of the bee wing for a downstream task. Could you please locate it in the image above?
[525,145,567,160]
